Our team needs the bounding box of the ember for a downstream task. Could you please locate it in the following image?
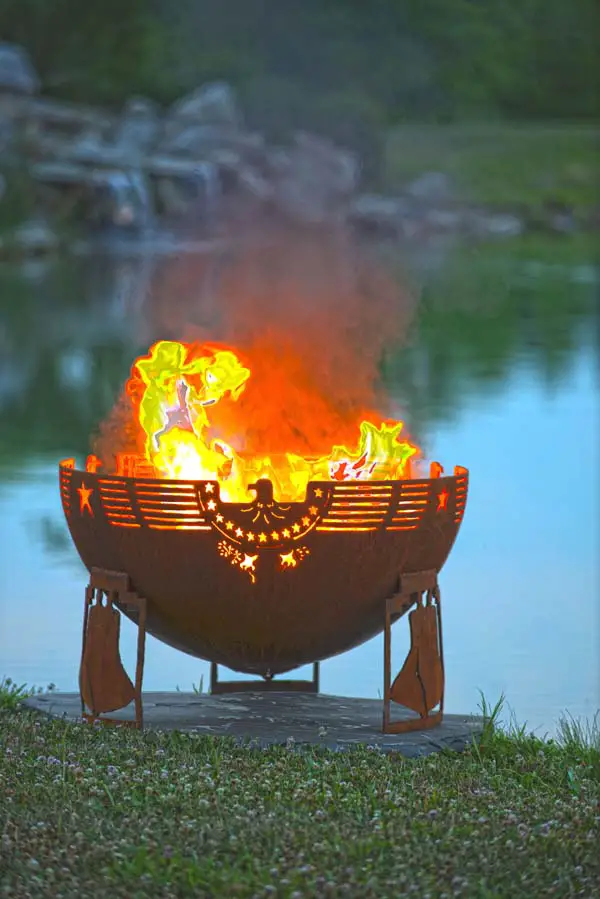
[120,339,418,502]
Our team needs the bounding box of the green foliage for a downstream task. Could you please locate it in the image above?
[385,124,599,207]
[0,0,597,122]
[1,1,597,193]
[0,676,33,709]
[0,164,36,234]
[0,0,168,106]
[0,676,54,710]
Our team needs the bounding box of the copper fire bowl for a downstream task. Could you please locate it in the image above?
[59,460,468,676]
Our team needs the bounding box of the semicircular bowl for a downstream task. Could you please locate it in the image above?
[59,460,468,676]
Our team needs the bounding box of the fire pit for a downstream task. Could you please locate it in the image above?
[59,340,468,734]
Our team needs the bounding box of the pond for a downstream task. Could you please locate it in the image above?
[0,236,598,736]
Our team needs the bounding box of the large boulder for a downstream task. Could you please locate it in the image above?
[6,219,60,255]
[160,123,264,158]
[349,193,411,238]
[113,97,161,157]
[0,43,39,95]
[162,83,254,159]
[267,131,359,225]
[405,171,454,203]
[169,82,241,128]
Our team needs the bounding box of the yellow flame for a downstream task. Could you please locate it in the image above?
[128,340,417,501]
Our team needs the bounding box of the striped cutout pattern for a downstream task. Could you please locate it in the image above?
[387,479,430,531]
[59,465,73,516]
[454,472,468,524]
[97,478,140,529]
[133,481,209,531]
[317,483,394,532]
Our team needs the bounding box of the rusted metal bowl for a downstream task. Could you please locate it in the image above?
[59,459,468,676]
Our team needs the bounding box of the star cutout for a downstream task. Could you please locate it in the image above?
[292,523,301,534]
[207,499,216,511]
[77,483,94,515]
[314,488,323,498]
[271,531,279,541]
[216,513,224,523]
[235,527,244,537]
[259,533,268,543]
[247,532,256,541]
[282,528,291,538]
[309,506,318,516]
[239,554,258,584]
[204,483,214,494]
[225,521,234,530]
[302,516,310,527]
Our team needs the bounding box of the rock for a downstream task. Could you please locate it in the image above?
[232,165,273,202]
[58,348,93,390]
[405,171,453,203]
[157,164,220,220]
[113,97,161,157]
[169,82,241,128]
[541,199,577,235]
[0,43,39,95]
[2,219,60,256]
[161,123,225,155]
[156,178,190,218]
[267,131,359,225]
[466,209,524,239]
[98,171,154,229]
[161,123,264,158]
[423,207,465,233]
[349,193,408,237]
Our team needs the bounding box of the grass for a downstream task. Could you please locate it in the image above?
[1,681,599,898]
[0,676,56,711]
[384,123,599,211]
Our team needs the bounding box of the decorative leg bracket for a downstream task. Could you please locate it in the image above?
[383,569,444,734]
[79,567,147,729]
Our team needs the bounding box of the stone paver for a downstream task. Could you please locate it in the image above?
[24,691,482,758]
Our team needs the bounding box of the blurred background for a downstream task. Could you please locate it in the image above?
[0,0,598,734]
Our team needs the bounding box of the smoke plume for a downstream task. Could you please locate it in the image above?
[94,221,416,467]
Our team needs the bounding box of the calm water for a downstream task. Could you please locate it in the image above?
[0,240,598,735]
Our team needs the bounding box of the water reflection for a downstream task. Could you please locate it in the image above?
[0,240,598,734]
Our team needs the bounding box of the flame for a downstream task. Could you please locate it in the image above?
[122,340,418,501]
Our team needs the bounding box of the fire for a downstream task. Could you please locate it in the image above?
[122,340,418,501]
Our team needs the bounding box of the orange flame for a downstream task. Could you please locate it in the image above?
[122,339,419,502]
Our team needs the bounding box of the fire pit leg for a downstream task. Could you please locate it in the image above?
[382,570,444,734]
[79,568,147,730]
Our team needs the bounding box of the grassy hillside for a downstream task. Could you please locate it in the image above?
[385,124,599,209]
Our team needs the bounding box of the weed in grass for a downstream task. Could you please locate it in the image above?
[0,676,56,711]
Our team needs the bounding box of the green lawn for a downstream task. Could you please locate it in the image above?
[1,682,599,899]
[385,124,599,211]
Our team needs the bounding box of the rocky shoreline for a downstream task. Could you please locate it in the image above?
[0,41,596,258]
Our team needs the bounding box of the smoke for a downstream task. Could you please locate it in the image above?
[94,221,416,466]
